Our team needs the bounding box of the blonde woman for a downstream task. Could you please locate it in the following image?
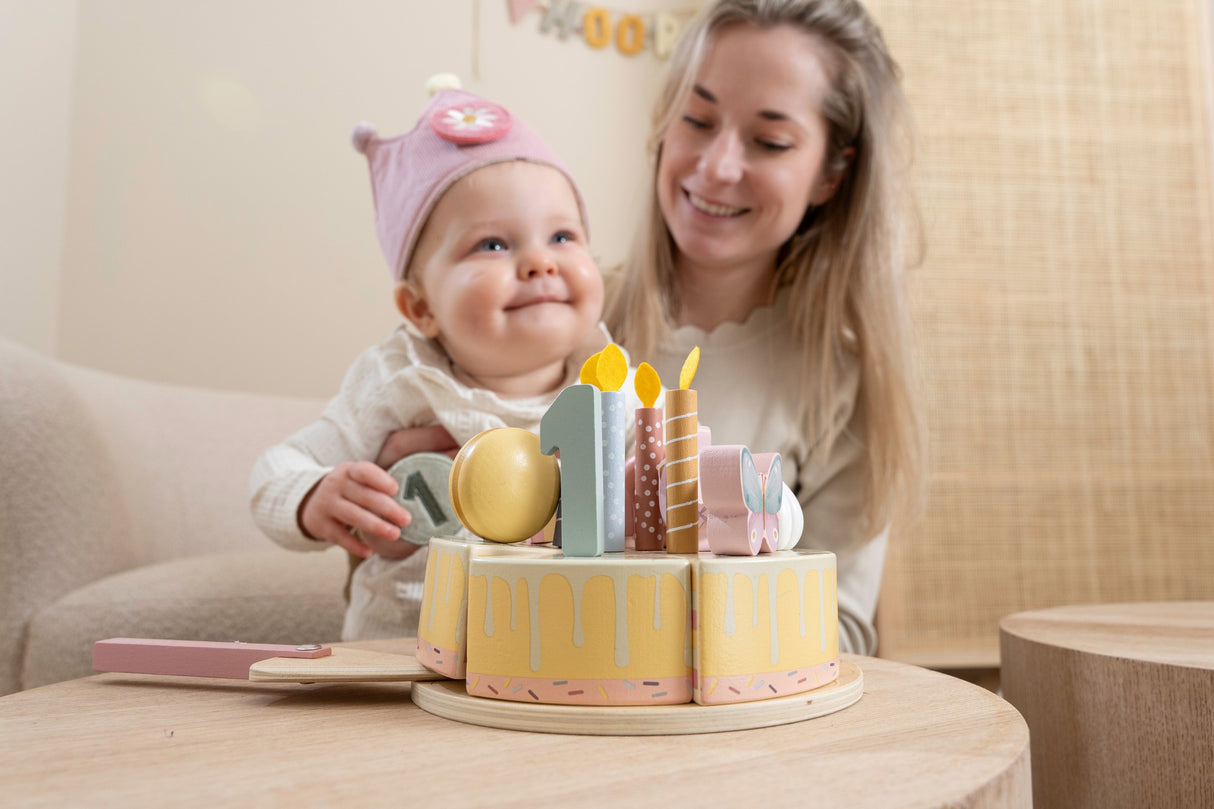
[603,0,925,654]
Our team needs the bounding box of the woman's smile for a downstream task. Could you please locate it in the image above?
[685,189,749,218]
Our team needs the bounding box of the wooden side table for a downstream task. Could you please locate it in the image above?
[1000,601,1214,809]
[0,647,1030,808]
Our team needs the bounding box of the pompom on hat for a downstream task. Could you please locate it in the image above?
[353,78,589,283]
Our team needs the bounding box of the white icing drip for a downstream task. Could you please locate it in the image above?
[799,568,808,638]
[615,574,629,668]
[427,550,443,633]
[818,568,826,652]
[684,581,693,668]
[723,572,736,636]
[444,554,454,605]
[572,581,584,648]
[556,569,590,649]
[510,576,520,632]
[768,570,780,667]
[553,567,631,667]
[529,572,543,671]
[455,586,466,650]
[745,570,763,628]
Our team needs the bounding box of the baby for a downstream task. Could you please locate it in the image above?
[250,85,607,640]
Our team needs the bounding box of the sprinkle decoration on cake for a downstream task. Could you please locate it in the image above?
[416,346,840,707]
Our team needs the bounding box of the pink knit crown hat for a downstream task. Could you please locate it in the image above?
[352,84,589,282]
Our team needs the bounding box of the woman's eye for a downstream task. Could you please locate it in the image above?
[475,237,507,252]
[682,114,710,130]
[757,140,792,153]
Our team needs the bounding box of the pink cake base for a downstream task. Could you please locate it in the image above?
[694,658,840,706]
[466,673,693,706]
[416,639,463,679]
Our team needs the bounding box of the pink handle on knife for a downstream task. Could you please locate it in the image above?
[93,638,332,680]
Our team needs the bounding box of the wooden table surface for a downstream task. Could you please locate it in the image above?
[1000,601,1214,809]
[0,643,1030,809]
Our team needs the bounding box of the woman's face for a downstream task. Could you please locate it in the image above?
[657,23,842,280]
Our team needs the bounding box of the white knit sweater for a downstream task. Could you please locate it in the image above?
[651,289,886,655]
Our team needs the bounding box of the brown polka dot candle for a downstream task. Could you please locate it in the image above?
[633,362,666,551]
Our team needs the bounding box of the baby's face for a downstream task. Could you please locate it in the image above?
[403,161,603,389]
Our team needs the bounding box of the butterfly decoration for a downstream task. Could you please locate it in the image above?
[741,450,783,554]
[700,446,784,556]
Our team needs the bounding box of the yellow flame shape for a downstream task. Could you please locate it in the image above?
[679,345,700,390]
[596,344,627,392]
[635,362,662,408]
[579,352,601,387]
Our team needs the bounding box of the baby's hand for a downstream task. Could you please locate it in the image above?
[299,461,416,559]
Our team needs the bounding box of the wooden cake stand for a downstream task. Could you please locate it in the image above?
[411,660,862,735]
[249,641,863,735]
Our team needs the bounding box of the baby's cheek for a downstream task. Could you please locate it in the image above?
[571,260,604,298]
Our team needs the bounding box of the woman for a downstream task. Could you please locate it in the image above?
[603,0,924,654]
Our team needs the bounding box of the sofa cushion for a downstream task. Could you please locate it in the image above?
[21,549,348,690]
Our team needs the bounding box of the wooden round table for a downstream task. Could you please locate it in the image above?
[0,647,1030,808]
[1000,601,1214,809]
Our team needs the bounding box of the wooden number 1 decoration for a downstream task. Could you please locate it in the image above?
[404,472,447,526]
[540,383,605,557]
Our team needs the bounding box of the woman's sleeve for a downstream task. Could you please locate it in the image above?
[793,363,888,656]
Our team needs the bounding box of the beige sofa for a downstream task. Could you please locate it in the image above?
[0,338,348,695]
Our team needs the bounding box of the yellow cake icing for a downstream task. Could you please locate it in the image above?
[693,552,838,705]
[467,553,692,704]
[416,536,559,678]
[417,536,839,706]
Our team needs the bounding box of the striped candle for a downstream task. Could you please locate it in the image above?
[663,388,699,554]
[634,406,666,550]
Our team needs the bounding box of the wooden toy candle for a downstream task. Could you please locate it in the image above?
[663,347,700,554]
[596,345,628,553]
[633,362,666,551]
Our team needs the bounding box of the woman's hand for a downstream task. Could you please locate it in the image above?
[298,461,417,559]
[376,424,460,468]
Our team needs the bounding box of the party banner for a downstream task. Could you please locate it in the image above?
[508,0,698,59]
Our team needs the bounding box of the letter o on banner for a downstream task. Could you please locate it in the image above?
[583,7,611,49]
[616,14,645,55]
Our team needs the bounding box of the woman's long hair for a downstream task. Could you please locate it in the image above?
[604,0,925,532]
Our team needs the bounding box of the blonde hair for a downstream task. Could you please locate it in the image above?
[604,0,925,532]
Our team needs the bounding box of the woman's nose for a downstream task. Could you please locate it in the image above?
[697,131,744,183]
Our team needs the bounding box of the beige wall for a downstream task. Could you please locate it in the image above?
[1,0,77,355]
[4,0,683,396]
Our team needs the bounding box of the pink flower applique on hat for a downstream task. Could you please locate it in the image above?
[430,101,513,144]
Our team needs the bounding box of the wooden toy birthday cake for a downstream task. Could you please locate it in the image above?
[416,347,840,707]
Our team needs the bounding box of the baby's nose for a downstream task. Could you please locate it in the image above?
[520,251,558,278]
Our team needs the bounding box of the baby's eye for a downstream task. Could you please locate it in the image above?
[475,237,508,252]
[550,230,575,245]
